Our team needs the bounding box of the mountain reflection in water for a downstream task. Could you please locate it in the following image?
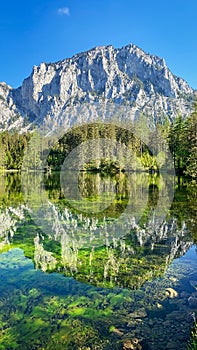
[0,172,196,350]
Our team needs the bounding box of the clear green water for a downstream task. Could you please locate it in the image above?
[0,172,196,350]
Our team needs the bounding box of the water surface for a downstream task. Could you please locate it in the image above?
[0,172,196,349]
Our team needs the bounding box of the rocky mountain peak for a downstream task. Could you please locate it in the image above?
[0,43,195,131]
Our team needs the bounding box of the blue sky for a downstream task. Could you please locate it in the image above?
[0,0,196,89]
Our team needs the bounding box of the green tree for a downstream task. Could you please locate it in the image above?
[185,102,197,181]
[168,114,188,172]
[0,137,6,170]
[22,131,43,170]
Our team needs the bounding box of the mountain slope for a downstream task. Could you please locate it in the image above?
[0,44,195,131]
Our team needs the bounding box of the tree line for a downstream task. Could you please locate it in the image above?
[0,102,196,181]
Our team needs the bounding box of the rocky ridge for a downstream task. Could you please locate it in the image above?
[0,43,195,131]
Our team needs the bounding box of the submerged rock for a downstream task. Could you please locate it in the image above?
[165,287,178,298]
[123,338,142,350]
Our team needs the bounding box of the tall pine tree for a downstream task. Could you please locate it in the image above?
[185,101,197,181]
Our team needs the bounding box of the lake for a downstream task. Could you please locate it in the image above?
[0,172,196,349]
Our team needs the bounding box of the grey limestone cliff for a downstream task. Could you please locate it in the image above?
[0,44,195,131]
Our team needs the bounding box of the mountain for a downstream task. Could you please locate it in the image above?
[0,44,195,131]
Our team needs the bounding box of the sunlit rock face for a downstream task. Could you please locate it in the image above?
[0,44,195,131]
[0,83,24,130]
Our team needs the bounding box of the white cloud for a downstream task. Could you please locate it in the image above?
[58,7,70,16]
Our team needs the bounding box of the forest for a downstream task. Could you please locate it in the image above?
[0,102,196,182]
